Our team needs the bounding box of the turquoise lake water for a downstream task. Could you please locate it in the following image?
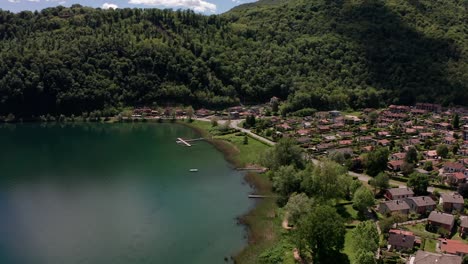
[0,123,253,264]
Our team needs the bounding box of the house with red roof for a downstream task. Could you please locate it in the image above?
[439,239,468,257]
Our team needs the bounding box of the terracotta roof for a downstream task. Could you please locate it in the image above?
[428,211,454,226]
[440,239,468,255]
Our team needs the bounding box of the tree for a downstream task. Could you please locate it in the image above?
[365,147,390,176]
[186,106,194,122]
[284,193,314,225]
[243,135,249,145]
[353,250,376,264]
[261,138,304,170]
[405,147,418,164]
[301,160,348,202]
[458,183,468,199]
[463,255,468,264]
[296,205,345,262]
[437,144,449,159]
[400,162,414,176]
[350,221,379,253]
[453,113,460,130]
[407,172,430,195]
[271,165,301,197]
[210,117,218,127]
[353,187,375,213]
[423,161,433,171]
[370,172,389,193]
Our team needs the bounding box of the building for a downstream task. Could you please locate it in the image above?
[404,196,436,215]
[379,200,410,215]
[459,216,468,237]
[407,250,462,264]
[385,188,415,200]
[444,162,466,173]
[388,232,415,251]
[439,239,468,257]
[427,211,455,232]
[439,193,464,212]
[388,160,404,171]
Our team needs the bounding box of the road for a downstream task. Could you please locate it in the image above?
[196,117,447,194]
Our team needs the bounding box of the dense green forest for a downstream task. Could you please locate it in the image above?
[0,0,466,116]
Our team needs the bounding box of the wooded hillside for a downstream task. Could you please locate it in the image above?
[0,0,466,116]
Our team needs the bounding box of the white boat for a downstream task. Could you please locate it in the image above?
[189,169,198,172]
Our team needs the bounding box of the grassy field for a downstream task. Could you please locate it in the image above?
[185,120,271,167]
[423,238,437,252]
[404,223,439,239]
[342,229,355,263]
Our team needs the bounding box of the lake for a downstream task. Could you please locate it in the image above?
[0,123,253,264]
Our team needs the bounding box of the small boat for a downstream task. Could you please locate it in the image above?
[189,169,199,172]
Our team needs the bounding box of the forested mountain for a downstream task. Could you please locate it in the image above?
[0,0,466,116]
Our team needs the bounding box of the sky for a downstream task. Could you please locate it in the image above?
[0,0,258,14]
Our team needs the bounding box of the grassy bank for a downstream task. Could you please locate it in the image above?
[180,120,280,264]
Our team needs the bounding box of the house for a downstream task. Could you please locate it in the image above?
[377,139,391,146]
[423,150,438,159]
[427,211,455,232]
[419,133,434,140]
[388,160,404,171]
[415,103,442,113]
[379,200,410,215]
[459,216,468,237]
[436,122,452,130]
[444,162,466,173]
[444,137,457,145]
[407,250,462,264]
[195,108,212,117]
[404,196,436,214]
[386,188,415,200]
[439,239,468,257]
[444,172,467,185]
[390,153,406,161]
[439,193,464,212]
[388,232,415,251]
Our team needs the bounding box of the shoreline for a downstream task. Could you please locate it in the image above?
[178,120,277,263]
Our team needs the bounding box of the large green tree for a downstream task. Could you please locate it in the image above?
[407,172,430,195]
[284,193,314,225]
[365,148,390,176]
[301,160,348,202]
[261,138,304,170]
[296,205,345,263]
[353,187,375,213]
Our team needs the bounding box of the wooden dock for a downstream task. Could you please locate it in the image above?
[176,138,191,147]
[176,138,205,147]
[248,194,271,199]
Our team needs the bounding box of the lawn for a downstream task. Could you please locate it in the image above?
[342,228,355,263]
[336,203,359,223]
[404,223,439,239]
[423,238,437,253]
[184,120,271,167]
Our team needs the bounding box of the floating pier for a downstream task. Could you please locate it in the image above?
[176,138,205,147]
[248,195,270,199]
[177,137,192,147]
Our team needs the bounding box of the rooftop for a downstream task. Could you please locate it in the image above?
[405,196,436,207]
[409,250,462,264]
[428,211,455,226]
[381,200,410,211]
[388,233,415,249]
[440,193,464,204]
[387,188,414,197]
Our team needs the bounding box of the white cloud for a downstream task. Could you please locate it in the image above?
[102,2,119,9]
[8,0,21,3]
[128,0,216,13]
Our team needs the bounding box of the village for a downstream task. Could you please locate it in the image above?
[129,100,468,263]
